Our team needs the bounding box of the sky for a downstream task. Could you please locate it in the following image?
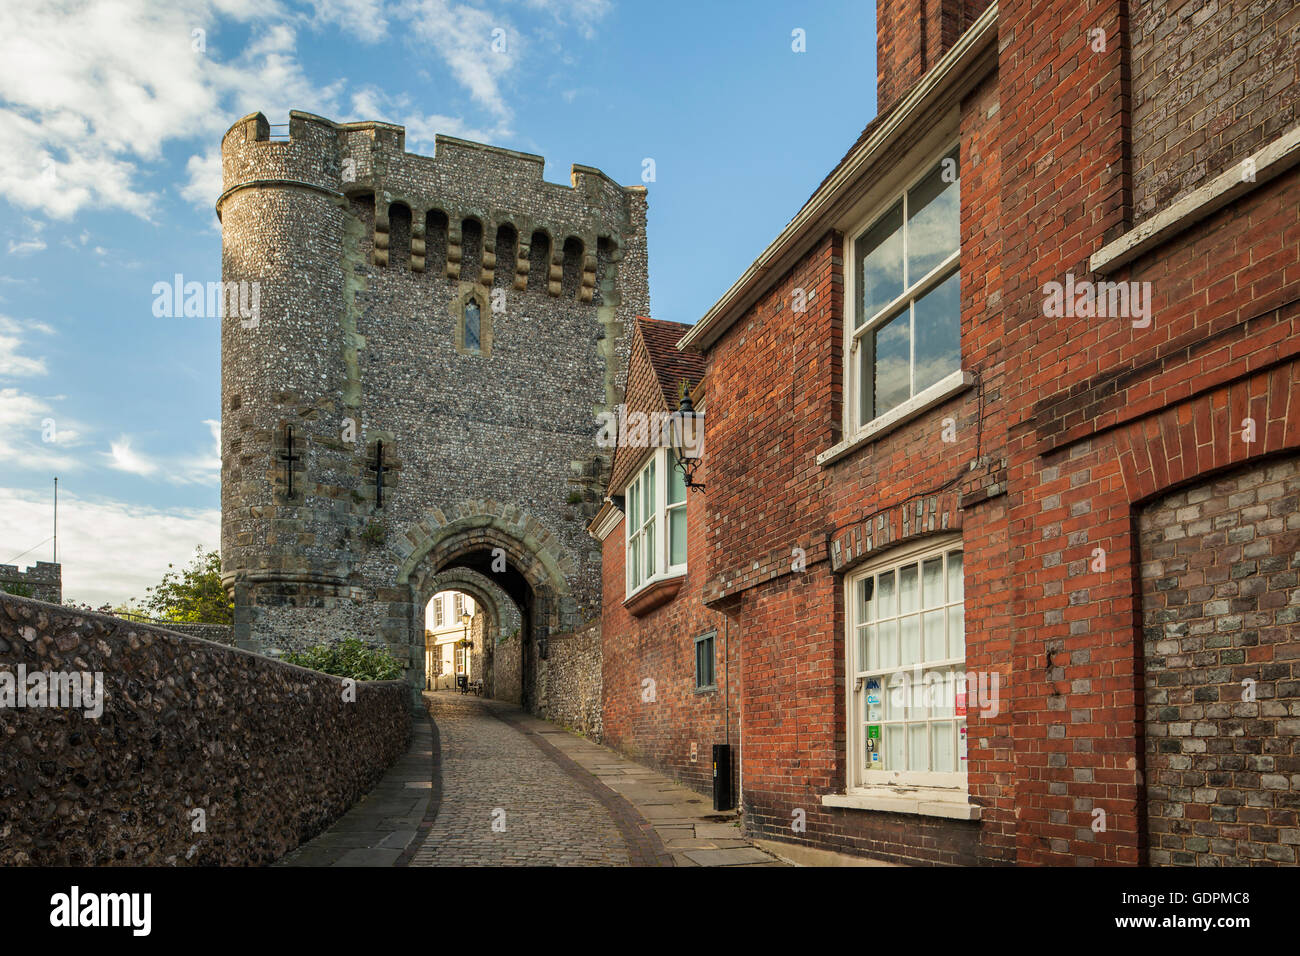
[0,0,878,607]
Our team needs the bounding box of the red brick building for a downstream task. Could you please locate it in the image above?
[596,0,1300,865]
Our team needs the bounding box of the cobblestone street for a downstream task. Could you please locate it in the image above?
[282,691,785,867]
[408,694,636,866]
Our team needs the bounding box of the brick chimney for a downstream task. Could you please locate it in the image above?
[876,0,992,114]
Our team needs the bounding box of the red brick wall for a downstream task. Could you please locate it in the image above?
[999,0,1300,864]
[695,70,1010,864]
[598,323,735,795]
[602,0,1300,867]
[877,0,994,114]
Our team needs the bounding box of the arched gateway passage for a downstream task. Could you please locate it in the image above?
[422,568,521,698]
[393,509,575,712]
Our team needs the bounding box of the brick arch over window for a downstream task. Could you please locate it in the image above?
[1112,365,1299,507]
[829,489,965,576]
[1009,360,1300,865]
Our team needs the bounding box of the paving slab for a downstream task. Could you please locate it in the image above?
[682,847,774,866]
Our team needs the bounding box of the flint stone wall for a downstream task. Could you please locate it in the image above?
[536,620,602,739]
[0,593,410,866]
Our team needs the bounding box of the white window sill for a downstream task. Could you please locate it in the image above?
[822,786,981,821]
[1091,123,1300,274]
[818,369,974,467]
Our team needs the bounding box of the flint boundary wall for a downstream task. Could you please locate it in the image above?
[0,594,410,866]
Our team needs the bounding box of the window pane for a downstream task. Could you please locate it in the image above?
[856,200,904,327]
[923,609,946,660]
[858,577,874,624]
[932,722,955,773]
[900,615,920,667]
[899,563,918,613]
[876,570,896,617]
[882,673,904,720]
[628,541,638,588]
[929,668,955,718]
[913,269,961,393]
[906,154,960,283]
[885,725,905,771]
[947,550,964,601]
[948,605,965,659]
[857,345,871,426]
[645,523,655,578]
[922,557,944,609]
[669,507,687,565]
[465,300,481,350]
[857,624,872,672]
[646,459,655,520]
[878,619,898,670]
[871,308,910,417]
[667,458,686,504]
[909,723,930,771]
[864,678,884,722]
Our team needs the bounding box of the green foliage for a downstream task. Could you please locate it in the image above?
[1,582,33,598]
[566,491,583,505]
[361,520,387,546]
[140,547,233,625]
[282,637,404,681]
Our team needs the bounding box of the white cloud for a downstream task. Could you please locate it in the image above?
[348,87,507,148]
[6,238,47,256]
[0,485,220,608]
[0,315,51,377]
[0,386,85,472]
[104,435,158,477]
[180,149,225,210]
[396,0,521,120]
[101,420,222,485]
[0,0,338,220]
[310,0,391,42]
[518,0,611,40]
[2,1,612,219]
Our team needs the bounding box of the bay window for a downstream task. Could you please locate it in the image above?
[625,448,687,597]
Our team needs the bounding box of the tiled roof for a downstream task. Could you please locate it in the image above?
[636,316,707,408]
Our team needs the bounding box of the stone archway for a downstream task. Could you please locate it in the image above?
[389,502,576,712]
[419,566,522,702]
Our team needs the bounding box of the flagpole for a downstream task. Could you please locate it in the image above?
[53,476,58,564]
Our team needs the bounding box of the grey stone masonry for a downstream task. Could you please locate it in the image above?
[1139,453,1300,866]
[217,110,649,711]
[0,562,61,604]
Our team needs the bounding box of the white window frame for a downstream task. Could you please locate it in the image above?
[624,447,688,598]
[844,141,962,438]
[845,534,967,793]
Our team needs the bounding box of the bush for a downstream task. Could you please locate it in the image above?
[282,637,404,681]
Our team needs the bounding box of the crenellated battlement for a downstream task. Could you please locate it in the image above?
[219,110,641,228]
[218,110,645,304]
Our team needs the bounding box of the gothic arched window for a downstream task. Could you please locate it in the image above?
[464,298,481,352]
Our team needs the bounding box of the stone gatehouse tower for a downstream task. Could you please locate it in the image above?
[217,110,647,709]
